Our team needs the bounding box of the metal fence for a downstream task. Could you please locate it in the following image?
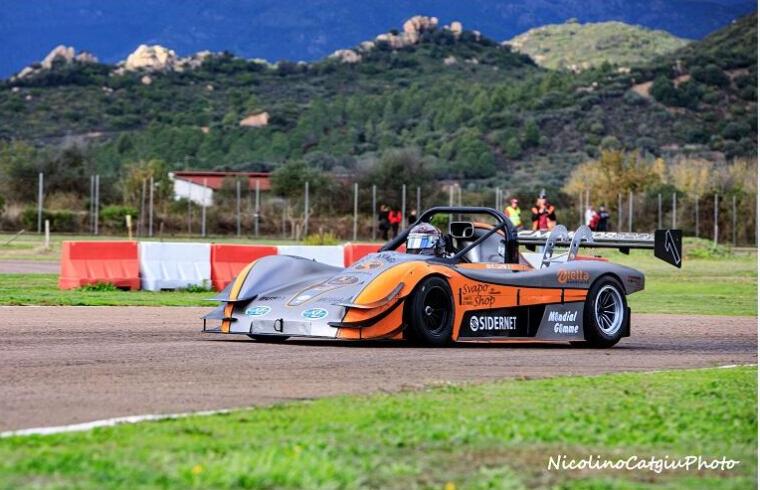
[6,173,758,247]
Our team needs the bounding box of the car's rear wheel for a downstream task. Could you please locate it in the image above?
[247,334,289,343]
[579,276,627,348]
[406,276,454,346]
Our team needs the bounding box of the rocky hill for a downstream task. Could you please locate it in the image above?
[506,20,689,71]
[0,14,755,192]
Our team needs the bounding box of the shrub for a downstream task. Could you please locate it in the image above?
[302,231,340,245]
[21,207,78,232]
[100,205,138,230]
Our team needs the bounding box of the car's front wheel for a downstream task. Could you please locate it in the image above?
[579,276,628,348]
[406,276,454,346]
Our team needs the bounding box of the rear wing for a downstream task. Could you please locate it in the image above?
[517,227,683,268]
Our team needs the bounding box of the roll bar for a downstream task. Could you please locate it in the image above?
[379,206,519,264]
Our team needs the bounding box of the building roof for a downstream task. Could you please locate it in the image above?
[171,171,272,191]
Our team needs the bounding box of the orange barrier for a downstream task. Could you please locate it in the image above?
[343,243,382,267]
[210,244,278,291]
[58,241,140,290]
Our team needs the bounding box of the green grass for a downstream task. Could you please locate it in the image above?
[0,367,755,489]
[0,274,210,306]
[0,251,755,315]
[0,232,303,262]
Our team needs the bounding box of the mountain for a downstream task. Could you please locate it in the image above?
[506,20,690,71]
[0,14,756,193]
[1,0,755,78]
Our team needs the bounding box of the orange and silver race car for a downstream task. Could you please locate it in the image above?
[203,207,681,348]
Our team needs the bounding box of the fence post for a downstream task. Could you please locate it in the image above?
[713,193,718,245]
[303,181,309,237]
[401,184,407,229]
[201,178,207,238]
[353,182,358,241]
[448,185,454,221]
[94,175,100,236]
[139,179,146,236]
[628,191,633,233]
[148,175,154,238]
[657,193,662,230]
[37,172,44,233]
[235,179,241,237]
[580,192,584,227]
[672,193,677,229]
[187,187,192,234]
[90,175,95,234]
[695,196,699,238]
[732,195,737,247]
[371,184,377,241]
[495,188,500,210]
[617,193,622,231]
[44,219,50,250]
[254,179,260,238]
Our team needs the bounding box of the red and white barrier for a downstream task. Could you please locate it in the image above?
[58,241,385,291]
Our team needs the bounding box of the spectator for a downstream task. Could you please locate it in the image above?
[585,205,596,228]
[597,205,610,231]
[589,209,601,231]
[505,198,523,230]
[378,204,390,240]
[531,196,557,231]
[388,207,403,237]
[407,208,418,225]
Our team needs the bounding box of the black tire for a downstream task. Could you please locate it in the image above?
[247,335,289,343]
[579,276,628,348]
[405,276,454,346]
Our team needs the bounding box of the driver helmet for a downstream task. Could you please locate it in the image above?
[406,223,444,256]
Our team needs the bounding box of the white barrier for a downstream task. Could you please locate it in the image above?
[139,242,211,291]
[276,245,345,267]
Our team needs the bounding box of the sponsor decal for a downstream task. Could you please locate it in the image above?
[556,269,590,285]
[469,315,517,332]
[459,283,505,307]
[548,310,580,334]
[302,308,329,320]
[244,305,271,317]
[327,275,360,285]
[353,259,383,271]
[460,308,530,337]
[257,296,282,301]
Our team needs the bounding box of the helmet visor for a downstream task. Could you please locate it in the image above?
[406,233,437,250]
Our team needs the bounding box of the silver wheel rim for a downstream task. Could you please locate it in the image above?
[594,285,624,336]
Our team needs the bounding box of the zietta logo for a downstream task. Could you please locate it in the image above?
[556,270,590,285]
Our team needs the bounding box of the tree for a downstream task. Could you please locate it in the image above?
[522,119,540,147]
[563,150,663,208]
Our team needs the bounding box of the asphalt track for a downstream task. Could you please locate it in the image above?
[0,306,756,432]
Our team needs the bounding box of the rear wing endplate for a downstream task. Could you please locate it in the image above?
[517,228,683,268]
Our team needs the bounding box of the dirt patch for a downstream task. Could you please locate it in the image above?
[0,306,755,431]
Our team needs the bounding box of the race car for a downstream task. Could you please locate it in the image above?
[203,207,682,348]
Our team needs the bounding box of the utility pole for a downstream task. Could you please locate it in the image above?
[672,193,677,229]
[713,193,719,245]
[628,191,633,233]
[416,186,421,218]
